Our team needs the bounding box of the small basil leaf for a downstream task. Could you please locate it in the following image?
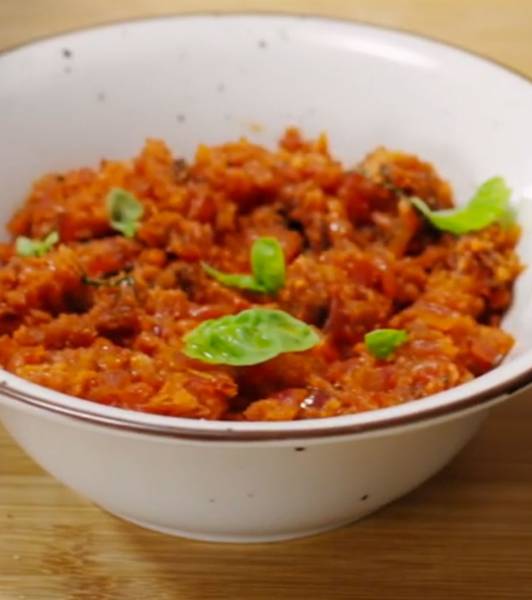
[202,263,266,293]
[15,237,38,257]
[106,188,144,238]
[43,231,59,247]
[15,230,59,257]
[202,237,286,294]
[183,308,320,366]
[251,237,285,293]
[365,328,408,359]
[410,177,513,235]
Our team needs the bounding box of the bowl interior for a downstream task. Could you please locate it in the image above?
[1,14,532,436]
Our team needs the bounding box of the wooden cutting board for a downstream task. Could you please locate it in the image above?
[1,2,532,599]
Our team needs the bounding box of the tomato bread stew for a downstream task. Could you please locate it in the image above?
[0,129,522,421]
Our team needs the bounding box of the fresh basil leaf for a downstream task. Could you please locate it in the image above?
[15,237,38,257]
[365,328,408,359]
[183,308,320,366]
[251,237,285,293]
[202,263,266,293]
[410,177,513,235]
[202,237,286,294]
[15,230,59,257]
[43,231,59,247]
[106,188,144,238]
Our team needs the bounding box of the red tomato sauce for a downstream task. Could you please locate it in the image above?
[0,129,522,420]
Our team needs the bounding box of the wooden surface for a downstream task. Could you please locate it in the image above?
[1,2,532,599]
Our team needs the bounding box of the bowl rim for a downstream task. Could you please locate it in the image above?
[0,9,531,85]
[1,11,532,442]
[1,369,531,442]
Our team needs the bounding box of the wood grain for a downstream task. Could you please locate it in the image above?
[1,2,532,599]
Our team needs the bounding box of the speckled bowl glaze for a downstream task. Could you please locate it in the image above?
[1,14,532,542]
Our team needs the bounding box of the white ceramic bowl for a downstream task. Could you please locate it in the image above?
[1,14,532,543]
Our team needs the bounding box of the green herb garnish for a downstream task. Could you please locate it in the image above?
[410,177,513,235]
[202,265,262,293]
[106,188,144,238]
[365,328,408,359]
[183,308,319,366]
[15,231,59,257]
[202,237,285,294]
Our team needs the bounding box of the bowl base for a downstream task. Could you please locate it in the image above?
[106,509,359,543]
